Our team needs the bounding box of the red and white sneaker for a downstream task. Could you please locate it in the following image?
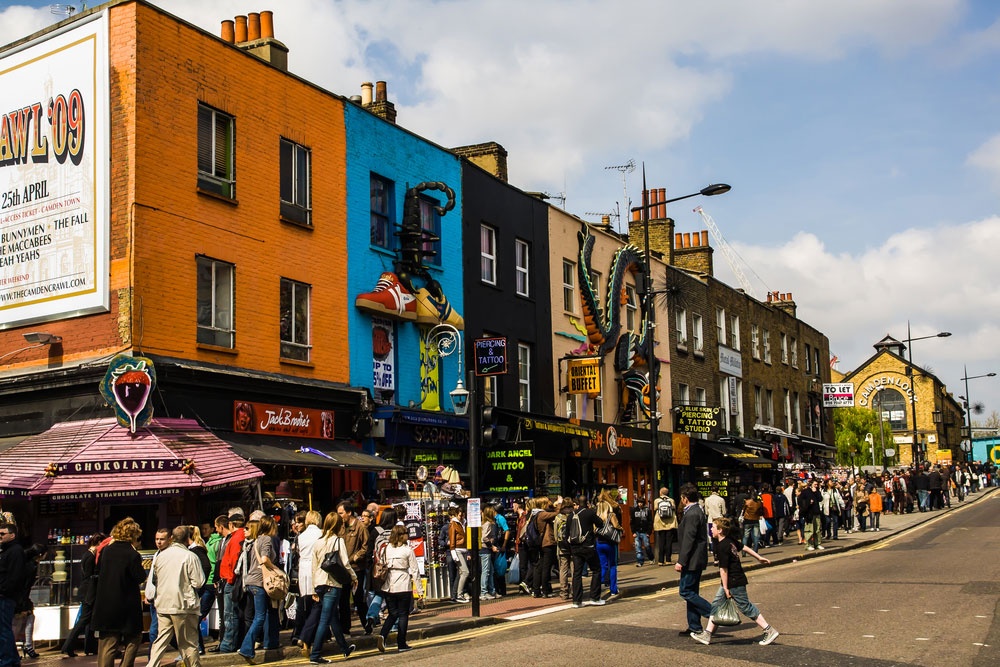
[355,272,417,320]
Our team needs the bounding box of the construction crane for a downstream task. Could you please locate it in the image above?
[693,205,767,299]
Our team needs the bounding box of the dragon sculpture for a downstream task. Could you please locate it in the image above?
[575,228,659,422]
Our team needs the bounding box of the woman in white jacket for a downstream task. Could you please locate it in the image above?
[293,511,323,644]
[306,513,357,662]
[376,523,423,654]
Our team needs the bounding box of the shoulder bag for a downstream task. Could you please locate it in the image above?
[320,537,356,589]
[596,507,623,543]
[255,540,289,602]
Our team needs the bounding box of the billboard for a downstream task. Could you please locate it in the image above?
[0,14,110,328]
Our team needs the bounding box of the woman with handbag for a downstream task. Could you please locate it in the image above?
[237,515,282,662]
[306,512,357,662]
[376,523,423,654]
[690,518,779,647]
[447,507,470,603]
[479,506,498,600]
[595,489,622,600]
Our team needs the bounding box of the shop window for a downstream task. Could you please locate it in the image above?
[197,103,235,199]
[196,256,235,348]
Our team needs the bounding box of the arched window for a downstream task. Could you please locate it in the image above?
[873,388,908,431]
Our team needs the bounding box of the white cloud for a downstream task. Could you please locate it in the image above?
[720,216,1000,409]
[966,133,1000,187]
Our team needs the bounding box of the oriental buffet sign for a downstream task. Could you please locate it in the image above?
[48,458,191,475]
[234,401,334,440]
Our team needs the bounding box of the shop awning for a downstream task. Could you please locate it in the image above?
[696,440,777,468]
[0,418,264,502]
[218,432,402,472]
[718,436,772,453]
[796,436,836,450]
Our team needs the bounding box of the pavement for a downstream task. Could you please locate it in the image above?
[28,486,997,664]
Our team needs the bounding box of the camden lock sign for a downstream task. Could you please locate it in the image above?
[675,405,721,435]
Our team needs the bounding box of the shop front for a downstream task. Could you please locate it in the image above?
[690,437,779,508]
[0,416,263,641]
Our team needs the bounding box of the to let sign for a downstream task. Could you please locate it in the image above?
[823,383,855,408]
[474,336,508,376]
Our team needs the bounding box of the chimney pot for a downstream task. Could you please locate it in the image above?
[221,19,235,43]
[375,80,387,102]
[601,215,610,226]
[235,15,248,42]
[657,188,667,219]
[683,232,691,248]
[701,230,709,246]
[361,82,373,106]
[632,208,640,222]
[675,233,683,247]
[247,12,261,41]
[260,10,274,39]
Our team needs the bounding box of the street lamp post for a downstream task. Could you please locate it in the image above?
[630,171,730,491]
[960,365,996,463]
[902,322,951,466]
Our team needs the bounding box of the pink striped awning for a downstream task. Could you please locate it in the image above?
[0,418,263,502]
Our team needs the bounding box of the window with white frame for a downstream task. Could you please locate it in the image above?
[565,394,577,420]
[766,389,774,425]
[784,389,792,432]
[719,378,729,434]
[677,383,690,405]
[515,238,530,297]
[675,308,688,344]
[814,349,821,376]
[790,336,798,367]
[751,324,760,359]
[729,314,740,350]
[197,103,235,198]
[754,385,762,421]
[279,138,311,225]
[780,333,788,364]
[763,328,771,363]
[590,270,601,305]
[695,387,707,406]
[692,313,703,352]
[196,256,235,348]
[483,376,497,406]
[593,366,604,422]
[716,307,726,343]
[562,260,576,313]
[370,174,392,249]
[279,278,311,362]
[480,225,497,284]
[625,285,638,331]
[793,392,801,434]
[518,343,531,411]
[805,343,812,373]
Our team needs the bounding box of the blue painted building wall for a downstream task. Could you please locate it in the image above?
[344,103,464,414]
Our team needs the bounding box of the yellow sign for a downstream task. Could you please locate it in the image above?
[567,358,601,395]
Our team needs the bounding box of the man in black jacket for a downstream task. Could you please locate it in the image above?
[674,484,711,635]
[798,478,824,550]
[568,496,605,608]
[629,499,653,567]
[0,522,25,667]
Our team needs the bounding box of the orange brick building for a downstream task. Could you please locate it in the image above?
[0,2,393,542]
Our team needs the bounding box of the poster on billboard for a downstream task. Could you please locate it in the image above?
[0,14,110,328]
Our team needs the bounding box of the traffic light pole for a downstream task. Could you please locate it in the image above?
[467,369,480,618]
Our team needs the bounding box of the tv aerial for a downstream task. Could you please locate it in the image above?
[49,4,81,17]
[604,159,635,232]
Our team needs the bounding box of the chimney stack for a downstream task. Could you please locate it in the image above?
[672,227,714,276]
[627,187,676,264]
[229,10,288,72]
[363,80,397,124]
[451,142,509,183]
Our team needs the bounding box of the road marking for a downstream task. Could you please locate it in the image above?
[812,631,826,635]
[863,635,875,638]
[975,615,988,618]
[831,605,841,609]
[924,611,936,615]
[505,604,574,621]
[878,609,890,612]
[916,638,930,641]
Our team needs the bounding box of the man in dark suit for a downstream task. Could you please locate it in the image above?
[674,484,712,635]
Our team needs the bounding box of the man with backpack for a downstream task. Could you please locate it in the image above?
[566,495,605,608]
[629,498,653,567]
[652,487,677,566]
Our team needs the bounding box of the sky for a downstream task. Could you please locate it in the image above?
[2,0,999,428]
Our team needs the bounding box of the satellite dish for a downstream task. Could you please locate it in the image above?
[415,465,428,481]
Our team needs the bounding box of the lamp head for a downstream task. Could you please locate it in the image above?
[937,332,952,338]
[22,332,62,344]
[450,379,469,416]
[700,183,731,197]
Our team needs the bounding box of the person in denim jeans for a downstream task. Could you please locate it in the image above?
[629,499,653,567]
[306,512,356,663]
[216,515,245,654]
[238,516,281,661]
[365,509,396,631]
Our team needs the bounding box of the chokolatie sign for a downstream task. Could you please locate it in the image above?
[54,458,184,475]
[483,445,533,494]
[675,405,721,435]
